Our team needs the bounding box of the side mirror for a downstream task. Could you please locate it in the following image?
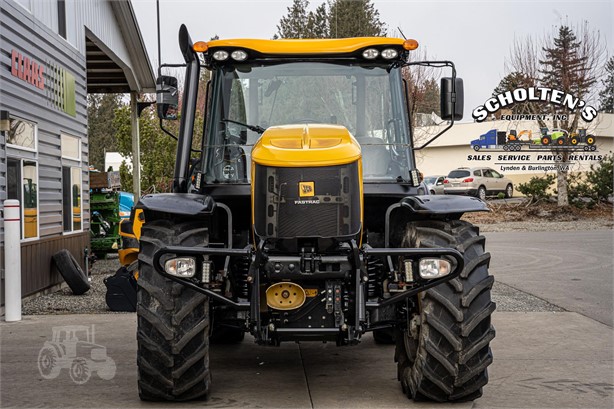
[440,77,464,121]
[156,76,179,120]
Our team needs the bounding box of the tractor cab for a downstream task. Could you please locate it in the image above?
[156,31,463,194]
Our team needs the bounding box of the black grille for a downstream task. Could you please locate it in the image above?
[254,163,361,239]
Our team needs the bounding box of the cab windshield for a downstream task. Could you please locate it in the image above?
[203,61,413,184]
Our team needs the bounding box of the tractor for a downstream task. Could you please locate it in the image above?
[134,25,495,403]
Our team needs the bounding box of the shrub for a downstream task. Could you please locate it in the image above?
[585,152,613,202]
[568,152,613,207]
[517,174,556,205]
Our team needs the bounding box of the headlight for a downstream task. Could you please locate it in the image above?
[212,50,229,61]
[165,257,196,278]
[419,258,452,279]
[362,48,379,59]
[231,50,248,61]
[381,48,398,59]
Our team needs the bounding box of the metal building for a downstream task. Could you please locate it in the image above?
[0,0,155,300]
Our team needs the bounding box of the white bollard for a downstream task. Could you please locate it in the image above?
[4,199,22,322]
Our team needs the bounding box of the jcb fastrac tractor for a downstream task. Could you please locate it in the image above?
[135,25,495,403]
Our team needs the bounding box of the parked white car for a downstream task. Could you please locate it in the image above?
[444,167,514,200]
[424,175,446,195]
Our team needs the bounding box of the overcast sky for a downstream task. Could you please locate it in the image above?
[131,0,613,120]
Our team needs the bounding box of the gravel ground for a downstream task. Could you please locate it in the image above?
[22,256,124,315]
[491,281,564,312]
[476,219,613,232]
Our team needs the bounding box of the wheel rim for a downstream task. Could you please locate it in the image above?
[38,349,56,377]
[507,186,512,197]
[70,359,91,384]
[479,188,486,200]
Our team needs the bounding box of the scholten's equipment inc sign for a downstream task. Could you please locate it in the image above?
[472,87,598,123]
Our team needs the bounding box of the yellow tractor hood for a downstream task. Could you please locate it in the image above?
[251,124,361,167]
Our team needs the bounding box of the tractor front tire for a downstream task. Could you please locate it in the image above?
[395,220,496,402]
[137,219,211,401]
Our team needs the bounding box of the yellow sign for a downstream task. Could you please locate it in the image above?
[299,181,315,197]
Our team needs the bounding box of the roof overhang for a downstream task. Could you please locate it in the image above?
[86,0,155,94]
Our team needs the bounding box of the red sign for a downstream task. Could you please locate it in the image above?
[11,49,45,90]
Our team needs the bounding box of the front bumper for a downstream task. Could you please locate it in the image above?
[151,244,464,311]
[444,187,478,196]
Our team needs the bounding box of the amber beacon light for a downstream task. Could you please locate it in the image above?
[403,39,419,50]
[192,41,208,52]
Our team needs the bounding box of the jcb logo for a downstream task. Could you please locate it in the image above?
[299,182,315,197]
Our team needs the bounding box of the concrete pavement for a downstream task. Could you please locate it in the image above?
[485,230,614,326]
[1,312,612,408]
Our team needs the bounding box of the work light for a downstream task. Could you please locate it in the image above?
[362,48,379,59]
[231,50,248,61]
[212,50,229,61]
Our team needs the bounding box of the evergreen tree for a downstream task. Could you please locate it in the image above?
[492,71,533,96]
[276,0,386,39]
[306,3,329,38]
[277,0,310,39]
[327,0,386,38]
[539,26,595,98]
[491,71,535,115]
[599,56,614,113]
[114,105,178,194]
[87,93,123,171]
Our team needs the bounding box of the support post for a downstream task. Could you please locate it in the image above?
[130,92,141,198]
[4,199,22,322]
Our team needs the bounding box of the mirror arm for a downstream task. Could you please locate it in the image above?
[414,119,454,151]
[407,61,457,151]
[159,118,178,141]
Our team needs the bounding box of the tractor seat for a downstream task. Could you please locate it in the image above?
[356,137,389,177]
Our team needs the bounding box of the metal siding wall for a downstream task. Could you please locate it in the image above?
[0,1,88,238]
[75,0,133,70]
[29,0,58,34]
[19,232,89,297]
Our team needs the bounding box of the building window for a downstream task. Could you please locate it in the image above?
[62,167,82,232]
[61,131,82,232]
[61,133,80,160]
[57,0,66,39]
[7,116,36,151]
[7,158,39,240]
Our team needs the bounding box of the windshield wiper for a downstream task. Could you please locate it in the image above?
[221,118,266,134]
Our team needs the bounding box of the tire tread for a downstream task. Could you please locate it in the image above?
[396,219,495,402]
